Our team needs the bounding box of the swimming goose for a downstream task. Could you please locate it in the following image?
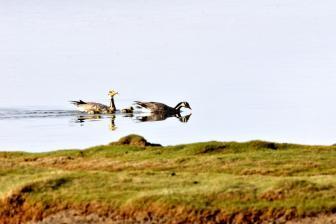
[71,90,118,114]
[134,101,192,116]
[121,106,134,114]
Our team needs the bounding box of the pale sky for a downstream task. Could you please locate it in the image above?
[1,0,335,108]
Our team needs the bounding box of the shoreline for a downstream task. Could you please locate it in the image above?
[1,135,336,224]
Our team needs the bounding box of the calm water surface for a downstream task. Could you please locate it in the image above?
[1,97,336,152]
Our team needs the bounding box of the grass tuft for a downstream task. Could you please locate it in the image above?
[110,134,162,147]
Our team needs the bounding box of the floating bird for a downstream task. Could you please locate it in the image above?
[134,101,192,116]
[70,90,118,114]
[121,106,134,114]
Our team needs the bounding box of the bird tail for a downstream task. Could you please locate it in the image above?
[70,100,86,106]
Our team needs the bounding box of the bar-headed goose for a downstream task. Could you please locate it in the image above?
[71,90,118,114]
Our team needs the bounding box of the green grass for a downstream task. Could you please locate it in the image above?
[0,136,336,221]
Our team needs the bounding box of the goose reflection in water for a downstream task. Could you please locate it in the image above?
[75,114,117,131]
[73,111,191,131]
[136,113,192,123]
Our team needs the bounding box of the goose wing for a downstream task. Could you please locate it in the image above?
[83,102,109,111]
[134,101,171,112]
[71,100,108,112]
[70,100,87,106]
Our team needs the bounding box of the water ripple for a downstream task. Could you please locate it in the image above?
[0,109,81,120]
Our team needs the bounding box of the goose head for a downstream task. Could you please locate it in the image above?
[176,101,192,110]
[108,90,118,97]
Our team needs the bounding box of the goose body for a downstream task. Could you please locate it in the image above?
[71,101,111,114]
[71,90,118,114]
[134,101,191,116]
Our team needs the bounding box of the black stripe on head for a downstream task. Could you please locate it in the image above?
[175,102,183,109]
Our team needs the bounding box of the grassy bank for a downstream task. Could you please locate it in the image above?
[0,135,336,223]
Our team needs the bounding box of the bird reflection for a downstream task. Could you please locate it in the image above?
[76,114,102,123]
[177,113,192,123]
[136,113,192,123]
[75,114,117,131]
[108,115,117,131]
[73,112,191,131]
